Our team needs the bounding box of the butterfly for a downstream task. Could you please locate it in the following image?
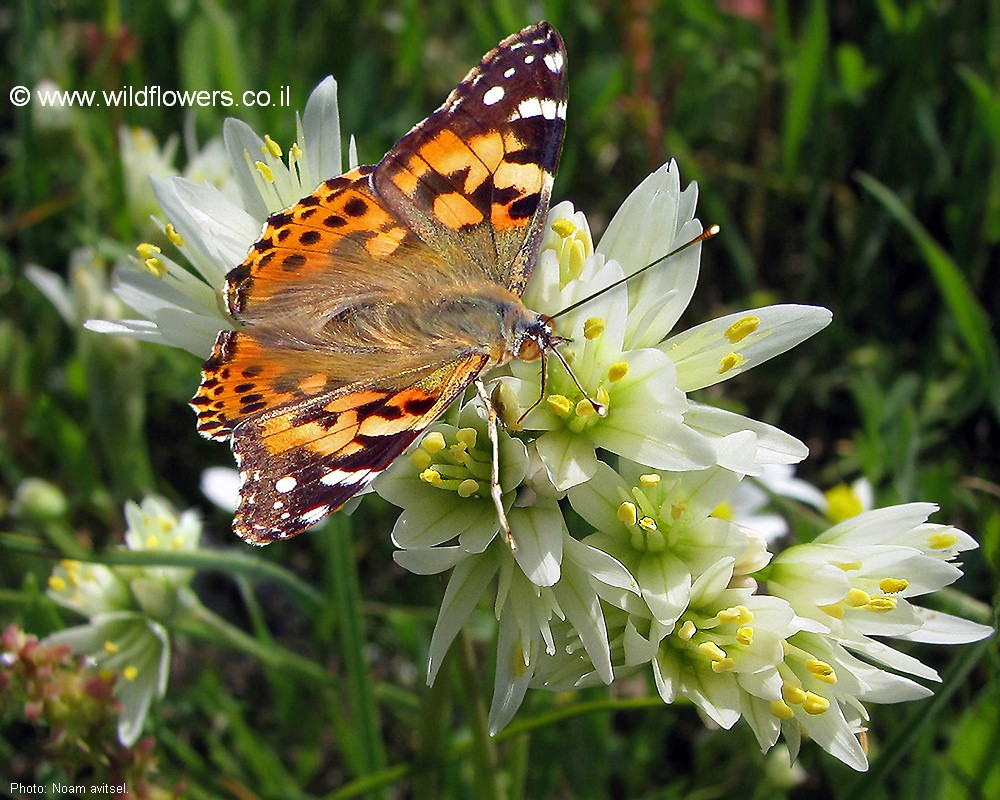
[191,22,569,545]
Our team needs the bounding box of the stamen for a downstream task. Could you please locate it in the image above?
[607,361,629,382]
[865,596,897,612]
[845,588,871,607]
[818,602,845,618]
[617,502,638,526]
[718,352,744,374]
[136,242,161,260]
[711,657,736,673]
[670,501,686,520]
[145,535,159,549]
[254,161,275,182]
[770,699,796,719]
[456,427,478,448]
[103,640,119,654]
[583,317,605,339]
[122,665,139,682]
[805,659,837,684]
[824,484,863,522]
[736,626,754,645]
[698,641,728,662]
[409,449,432,470]
[576,398,597,417]
[547,394,573,416]
[48,576,66,592]
[801,691,830,715]
[717,605,754,625]
[878,577,908,594]
[164,224,184,247]
[289,142,303,163]
[421,432,446,453]
[678,620,697,640]
[835,560,862,571]
[638,516,657,531]
[781,683,806,705]
[262,134,283,158]
[419,468,442,486]
[551,218,576,237]
[639,473,660,487]
[724,315,760,343]
[458,479,480,498]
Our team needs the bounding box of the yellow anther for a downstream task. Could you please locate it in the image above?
[866,596,897,612]
[818,602,845,619]
[583,317,605,339]
[845,588,871,607]
[670,501,687,520]
[836,561,862,571]
[136,242,161,260]
[164,224,184,247]
[607,361,629,382]
[710,501,734,521]
[806,659,837,684]
[638,516,658,531]
[145,535,159,549]
[711,657,736,673]
[99,668,114,682]
[289,142,303,163]
[782,683,806,705]
[511,640,529,677]
[546,394,573,416]
[262,134,283,158]
[65,570,80,588]
[678,620,697,640]
[48,575,67,592]
[717,605,753,625]
[143,257,166,278]
[103,640,120,654]
[617,502,638,526]
[770,699,796,720]
[639,473,660,487]
[456,427,478,448]
[801,691,830,715]
[409,449,432,470]
[122,666,139,682]
[724,315,760,344]
[551,218,576,237]
[458,479,480,498]
[698,641,727,662]
[421,432,446,453]
[171,536,184,550]
[568,239,587,279]
[254,160,275,182]
[736,626,754,646]
[879,577,908,594]
[419,468,442,486]
[576,398,597,417]
[718,352,744,374]
[824,484,864,523]
[928,532,958,550]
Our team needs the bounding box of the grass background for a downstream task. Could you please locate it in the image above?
[2,0,998,797]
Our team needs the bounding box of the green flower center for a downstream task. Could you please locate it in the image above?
[410,428,493,500]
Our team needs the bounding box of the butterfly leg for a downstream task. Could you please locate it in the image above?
[474,378,516,552]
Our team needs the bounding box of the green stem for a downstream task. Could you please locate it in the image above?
[174,592,336,688]
[321,517,388,793]
[412,652,452,800]
[454,627,505,800]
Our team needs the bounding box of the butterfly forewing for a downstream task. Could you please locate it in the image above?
[374,23,566,294]
[192,21,568,543]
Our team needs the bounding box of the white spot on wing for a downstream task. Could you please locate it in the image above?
[544,51,563,73]
[510,97,560,121]
[524,54,535,64]
[483,85,505,106]
[504,67,515,78]
[275,475,297,493]
[320,468,370,487]
[299,505,330,526]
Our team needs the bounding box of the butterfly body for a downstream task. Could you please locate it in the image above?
[193,22,567,544]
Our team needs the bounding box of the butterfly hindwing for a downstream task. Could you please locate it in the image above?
[231,354,489,544]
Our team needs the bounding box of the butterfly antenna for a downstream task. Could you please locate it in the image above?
[549,344,606,417]
[550,225,720,321]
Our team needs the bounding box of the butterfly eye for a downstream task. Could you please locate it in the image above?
[517,337,542,361]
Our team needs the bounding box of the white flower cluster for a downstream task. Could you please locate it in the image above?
[83,77,990,770]
[44,497,202,745]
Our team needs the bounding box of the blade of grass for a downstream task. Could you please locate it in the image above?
[781,0,828,179]
[855,170,1000,418]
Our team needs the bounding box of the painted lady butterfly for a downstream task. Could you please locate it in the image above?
[192,22,568,544]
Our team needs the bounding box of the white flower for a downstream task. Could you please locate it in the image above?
[506,163,830,492]
[767,503,992,680]
[44,496,203,745]
[86,77,350,358]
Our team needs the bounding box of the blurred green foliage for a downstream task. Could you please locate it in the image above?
[2,0,998,797]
